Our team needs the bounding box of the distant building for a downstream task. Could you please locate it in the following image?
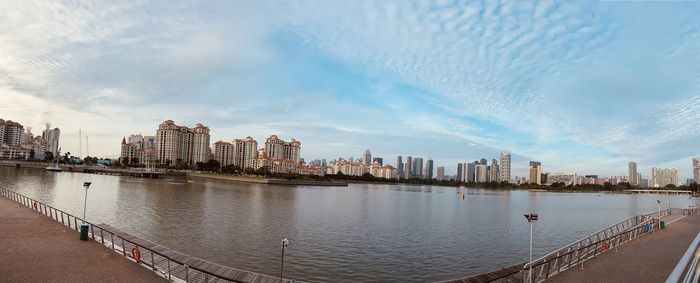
[500,151,511,182]
[406,156,413,179]
[372,157,383,166]
[41,123,60,157]
[397,156,403,179]
[546,173,576,186]
[693,158,700,184]
[412,157,424,179]
[0,119,23,146]
[475,164,487,183]
[456,163,464,182]
[651,167,678,187]
[436,166,445,181]
[528,161,542,184]
[155,120,211,165]
[213,141,234,167]
[425,159,434,179]
[687,179,696,186]
[628,161,638,186]
[489,159,499,182]
[362,149,372,165]
[233,136,258,168]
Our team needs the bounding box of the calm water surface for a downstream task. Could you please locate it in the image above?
[1,167,695,282]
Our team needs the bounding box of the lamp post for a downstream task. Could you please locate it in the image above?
[657,200,661,218]
[524,213,538,283]
[80,182,91,241]
[280,238,289,282]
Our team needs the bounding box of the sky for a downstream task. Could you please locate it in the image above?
[2,1,700,179]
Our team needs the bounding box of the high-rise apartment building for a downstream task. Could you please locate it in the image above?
[191,124,211,164]
[233,136,258,168]
[42,123,60,156]
[155,120,210,165]
[651,167,678,187]
[475,164,488,183]
[372,157,383,166]
[628,161,638,186]
[0,119,24,146]
[457,163,464,182]
[500,151,511,182]
[263,135,301,163]
[489,159,499,182]
[214,141,234,167]
[437,166,445,181]
[528,161,542,184]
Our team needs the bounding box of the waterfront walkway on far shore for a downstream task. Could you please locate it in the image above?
[0,197,166,283]
[550,213,700,283]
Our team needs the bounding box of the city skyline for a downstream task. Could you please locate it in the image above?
[3,2,700,178]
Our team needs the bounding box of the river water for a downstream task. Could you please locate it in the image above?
[0,167,695,282]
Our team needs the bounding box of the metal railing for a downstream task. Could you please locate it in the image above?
[667,232,700,283]
[0,188,293,283]
[522,209,674,282]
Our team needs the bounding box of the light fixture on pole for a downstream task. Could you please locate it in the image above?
[80,182,91,241]
[524,212,538,283]
[280,238,289,282]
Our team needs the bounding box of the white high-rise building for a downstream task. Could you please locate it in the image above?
[42,123,60,156]
[191,124,211,164]
[475,164,488,183]
[233,136,258,168]
[651,167,678,187]
[489,159,499,182]
[628,161,638,186]
[214,141,234,167]
[528,161,542,184]
[500,151,511,182]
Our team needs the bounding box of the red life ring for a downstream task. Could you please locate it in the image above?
[600,242,609,251]
[132,246,141,262]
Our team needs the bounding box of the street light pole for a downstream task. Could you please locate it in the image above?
[280,238,289,282]
[80,182,91,241]
[524,213,538,283]
[657,200,661,218]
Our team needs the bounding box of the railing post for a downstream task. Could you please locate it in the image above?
[111,234,115,250]
[151,252,156,271]
[122,238,126,256]
[167,260,171,281]
[185,265,189,282]
[91,225,95,240]
[100,229,104,244]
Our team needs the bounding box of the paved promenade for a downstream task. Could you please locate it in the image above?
[0,197,165,282]
[550,214,700,283]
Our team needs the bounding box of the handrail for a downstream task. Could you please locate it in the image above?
[522,209,672,282]
[0,188,298,283]
[666,232,700,283]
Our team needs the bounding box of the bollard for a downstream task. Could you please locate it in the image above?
[80,224,89,241]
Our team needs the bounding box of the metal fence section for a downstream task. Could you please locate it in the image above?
[0,188,297,283]
[666,232,700,283]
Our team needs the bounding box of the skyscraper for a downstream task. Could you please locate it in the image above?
[191,123,211,164]
[156,120,194,165]
[528,161,542,185]
[406,156,412,179]
[397,156,403,179]
[489,159,499,182]
[412,157,424,179]
[0,119,24,146]
[628,161,638,186]
[500,151,511,182]
[372,157,383,166]
[362,149,372,165]
[425,159,434,179]
[693,158,700,184]
[42,123,60,156]
[456,163,464,182]
[475,164,488,183]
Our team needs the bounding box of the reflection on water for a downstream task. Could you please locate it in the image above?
[0,167,695,282]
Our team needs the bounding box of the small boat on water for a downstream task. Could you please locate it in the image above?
[46,163,61,172]
[46,148,62,172]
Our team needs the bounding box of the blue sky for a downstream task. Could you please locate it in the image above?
[2,1,700,179]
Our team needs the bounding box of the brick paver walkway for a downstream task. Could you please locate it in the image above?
[550,214,700,283]
[0,197,165,282]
